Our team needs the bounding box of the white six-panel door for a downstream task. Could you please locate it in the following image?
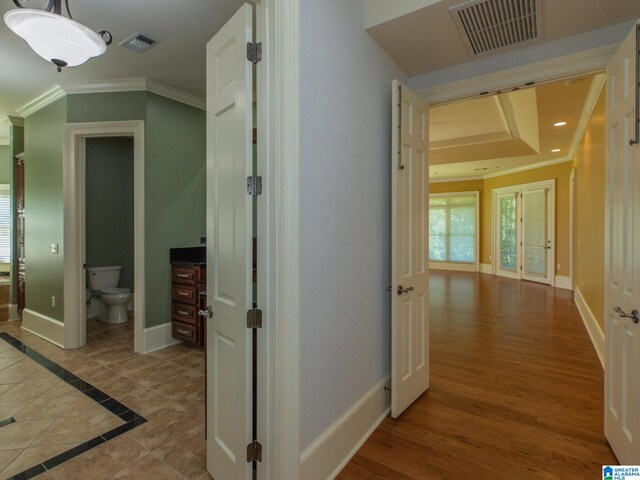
[605,20,640,464]
[206,4,254,479]
[391,80,430,418]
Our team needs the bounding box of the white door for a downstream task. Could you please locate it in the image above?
[521,187,552,285]
[605,20,640,464]
[206,4,253,479]
[391,80,430,418]
[496,191,520,279]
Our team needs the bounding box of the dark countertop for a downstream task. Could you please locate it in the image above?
[170,246,206,265]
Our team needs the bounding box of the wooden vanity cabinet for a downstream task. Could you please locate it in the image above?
[171,263,206,347]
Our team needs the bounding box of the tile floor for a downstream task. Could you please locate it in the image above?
[0,318,211,480]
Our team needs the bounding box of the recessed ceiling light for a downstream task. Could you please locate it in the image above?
[551,148,561,153]
[554,122,567,127]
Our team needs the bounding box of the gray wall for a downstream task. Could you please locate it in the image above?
[85,137,134,290]
[299,0,406,449]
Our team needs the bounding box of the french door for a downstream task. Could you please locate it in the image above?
[604,19,640,464]
[493,180,555,285]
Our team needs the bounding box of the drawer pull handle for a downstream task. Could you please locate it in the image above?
[177,329,190,336]
[177,291,190,297]
[176,274,191,279]
[177,310,190,316]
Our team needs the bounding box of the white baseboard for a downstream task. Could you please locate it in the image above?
[142,322,181,354]
[8,305,19,321]
[555,275,573,290]
[480,264,492,274]
[429,262,478,272]
[21,309,65,348]
[574,287,604,368]
[300,376,390,480]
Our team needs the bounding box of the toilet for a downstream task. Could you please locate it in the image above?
[87,266,131,324]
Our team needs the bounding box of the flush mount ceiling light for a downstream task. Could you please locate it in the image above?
[554,121,568,127]
[551,148,561,153]
[4,0,112,72]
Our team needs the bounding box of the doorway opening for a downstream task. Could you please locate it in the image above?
[63,121,145,352]
[84,136,135,351]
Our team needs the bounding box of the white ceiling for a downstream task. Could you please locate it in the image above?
[367,0,640,77]
[0,0,245,120]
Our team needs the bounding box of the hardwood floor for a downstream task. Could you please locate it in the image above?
[338,271,617,480]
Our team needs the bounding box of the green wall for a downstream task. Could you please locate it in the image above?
[24,98,67,320]
[0,146,11,183]
[85,137,134,290]
[144,93,206,327]
[24,92,205,328]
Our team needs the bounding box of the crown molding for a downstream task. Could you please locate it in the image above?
[16,78,206,118]
[430,175,483,183]
[431,156,573,183]
[482,156,572,179]
[416,43,615,105]
[16,86,66,118]
[567,73,606,160]
[64,78,206,110]
[144,79,206,110]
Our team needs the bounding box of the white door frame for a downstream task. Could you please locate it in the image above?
[62,120,145,352]
[491,179,556,285]
[249,0,301,478]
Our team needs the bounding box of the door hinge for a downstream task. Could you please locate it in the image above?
[247,308,263,329]
[247,42,262,64]
[247,176,262,196]
[247,441,263,463]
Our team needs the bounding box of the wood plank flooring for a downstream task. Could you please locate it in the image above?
[338,271,617,480]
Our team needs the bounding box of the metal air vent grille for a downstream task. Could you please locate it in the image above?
[120,32,161,54]
[451,0,543,56]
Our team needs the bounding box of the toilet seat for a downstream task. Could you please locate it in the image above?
[101,287,130,296]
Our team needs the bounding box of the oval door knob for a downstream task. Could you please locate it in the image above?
[199,305,213,318]
[614,306,640,324]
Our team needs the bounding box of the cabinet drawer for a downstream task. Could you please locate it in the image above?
[172,321,198,344]
[173,303,198,325]
[172,267,198,285]
[172,285,197,305]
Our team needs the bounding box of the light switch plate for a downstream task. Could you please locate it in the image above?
[51,243,59,254]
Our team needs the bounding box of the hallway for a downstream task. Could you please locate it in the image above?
[339,271,617,479]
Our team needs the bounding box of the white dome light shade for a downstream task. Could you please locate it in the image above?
[4,9,106,67]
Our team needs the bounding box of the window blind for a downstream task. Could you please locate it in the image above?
[0,185,10,264]
[429,194,477,264]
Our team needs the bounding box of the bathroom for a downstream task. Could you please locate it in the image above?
[85,136,134,335]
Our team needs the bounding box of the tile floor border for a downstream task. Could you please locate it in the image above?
[0,333,148,480]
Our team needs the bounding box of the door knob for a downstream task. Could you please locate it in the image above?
[397,285,414,295]
[199,305,213,318]
[614,306,640,324]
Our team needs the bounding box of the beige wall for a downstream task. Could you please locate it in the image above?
[430,162,573,277]
[573,90,606,328]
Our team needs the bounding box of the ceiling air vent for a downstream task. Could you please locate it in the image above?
[450,0,543,56]
[119,32,161,54]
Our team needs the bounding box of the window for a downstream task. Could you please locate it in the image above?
[429,192,478,264]
[0,185,10,264]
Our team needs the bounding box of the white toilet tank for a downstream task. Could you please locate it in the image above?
[87,266,121,291]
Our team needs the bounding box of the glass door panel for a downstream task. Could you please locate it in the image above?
[498,193,517,271]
